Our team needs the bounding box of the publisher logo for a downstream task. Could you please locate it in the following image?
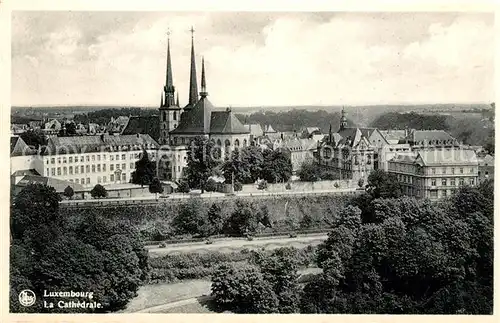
[19,290,36,307]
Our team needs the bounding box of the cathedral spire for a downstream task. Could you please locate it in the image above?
[340,107,347,131]
[164,30,176,107]
[176,92,180,107]
[160,91,164,107]
[187,26,198,106]
[200,56,207,98]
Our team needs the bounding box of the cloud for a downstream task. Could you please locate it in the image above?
[11,12,494,107]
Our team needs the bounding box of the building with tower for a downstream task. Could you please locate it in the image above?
[157,28,250,181]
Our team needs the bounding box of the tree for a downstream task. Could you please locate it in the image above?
[176,179,190,193]
[222,148,252,184]
[297,162,321,182]
[20,129,48,149]
[204,178,218,192]
[148,177,164,199]
[171,199,208,236]
[131,150,156,187]
[358,178,365,188]
[10,186,149,313]
[59,122,77,136]
[224,200,270,236]
[241,145,265,183]
[234,181,243,192]
[211,263,279,313]
[260,149,293,183]
[365,169,401,199]
[90,184,107,199]
[184,136,220,192]
[63,185,74,199]
[206,203,224,235]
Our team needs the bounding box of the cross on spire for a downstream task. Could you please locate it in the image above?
[189,26,195,39]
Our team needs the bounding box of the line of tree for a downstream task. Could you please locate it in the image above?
[297,161,339,182]
[10,183,149,313]
[208,172,493,314]
[237,109,355,133]
[73,108,157,126]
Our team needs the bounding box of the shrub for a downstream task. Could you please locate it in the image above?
[177,180,190,193]
[285,183,292,190]
[204,178,218,192]
[234,181,243,192]
[90,184,107,199]
[257,180,268,190]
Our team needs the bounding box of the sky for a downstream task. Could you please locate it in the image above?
[11,11,495,107]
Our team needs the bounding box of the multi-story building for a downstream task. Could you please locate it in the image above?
[388,149,478,200]
[39,134,159,188]
[316,109,376,182]
[275,138,317,174]
[477,154,494,183]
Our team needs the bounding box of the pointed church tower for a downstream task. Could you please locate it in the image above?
[200,57,208,98]
[176,93,180,107]
[185,26,198,111]
[340,107,348,131]
[159,30,182,145]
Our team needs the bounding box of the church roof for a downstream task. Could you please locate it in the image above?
[401,130,457,145]
[210,110,250,134]
[121,115,160,141]
[171,97,214,134]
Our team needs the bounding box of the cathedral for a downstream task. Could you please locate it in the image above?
[158,30,250,181]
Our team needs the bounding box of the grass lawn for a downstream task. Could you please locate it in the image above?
[123,279,211,313]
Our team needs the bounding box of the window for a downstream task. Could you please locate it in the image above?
[103,164,106,171]
[177,166,180,172]
[469,178,474,185]
[75,179,79,184]
[97,155,101,161]
[122,163,126,170]
[51,158,55,164]
[69,179,73,183]
[69,157,73,163]
[103,176,107,183]
[432,168,436,174]
[86,165,90,173]
[97,176,101,184]
[121,154,126,160]
[86,178,90,184]
[57,158,61,164]
[69,166,73,175]
[81,178,85,184]
[173,111,177,120]
[130,162,134,169]
[451,179,456,186]
[63,167,67,175]
[470,168,473,173]
[116,154,119,160]
[431,179,436,186]
[63,157,67,164]
[460,168,464,174]
[46,168,49,176]
[116,163,120,170]
[75,166,79,174]
[92,165,96,173]
[441,178,447,186]
[430,190,438,198]
[92,155,95,161]
[110,174,114,182]
[80,156,84,162]
[103,155,107,161]
[97,164,101,172]
[451,168,455,174]
[442,168,446,174]
[86,156,90,162]
[110,164,114,171]
[122,173,126,181]
[51,168,55,176]
[80,165,84,173]
[459,178,465,186]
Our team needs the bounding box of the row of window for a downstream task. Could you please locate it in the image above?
[428,189,457,198]
[430,167,474,175]
[47,153,144,165]
[430,177,475,187]
[47,163,135,176]
[67,173,128,185]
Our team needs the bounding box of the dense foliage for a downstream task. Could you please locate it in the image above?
[297,162,340,182]
[237,109,354,133]
[184,136,221,192]
[301,180,493,314]
[90,184,107,199]
[131,150,156,187]
[20,129,48,149]
[211,248,305,313]
[148,177,164,197]
[73,107,156,125]
[10,183,149,313]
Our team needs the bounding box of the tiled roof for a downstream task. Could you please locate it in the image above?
[12,169,40,177]
[43,134,159,155]
[389,153,417,164]
[171,97,214,134]
[280,138,317,151]
[402,130,457,145]
[210,110,249,134]
[478,154,494,166]
[121,115,160,141]
[16,175,85,192]
[11,136,37,156]
[244,124,264,137]
[264,125,277,133]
